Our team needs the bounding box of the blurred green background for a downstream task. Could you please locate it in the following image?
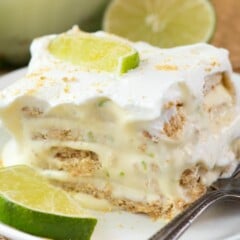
[0,0,111,68]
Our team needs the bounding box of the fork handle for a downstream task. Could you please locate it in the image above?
[149,191,226,240]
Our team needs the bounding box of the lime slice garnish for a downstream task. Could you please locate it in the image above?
[49,31,139,74]
[103,0,216,48]
[0,165,96,240]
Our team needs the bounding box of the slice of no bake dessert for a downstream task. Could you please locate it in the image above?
[0,27,240,219]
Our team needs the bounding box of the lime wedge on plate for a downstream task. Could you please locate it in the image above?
[103,0,216,48]
[49,31,139,74]
[0,165,96,240]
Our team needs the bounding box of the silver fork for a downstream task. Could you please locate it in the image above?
[149,164,240,240]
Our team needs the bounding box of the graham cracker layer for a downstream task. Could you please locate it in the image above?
[51,165,207,219]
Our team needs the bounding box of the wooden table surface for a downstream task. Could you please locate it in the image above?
[211,0,240,72]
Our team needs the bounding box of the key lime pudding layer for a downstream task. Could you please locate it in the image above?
[0,27,240,218]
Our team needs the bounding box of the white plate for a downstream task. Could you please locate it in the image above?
[1,68,240,240]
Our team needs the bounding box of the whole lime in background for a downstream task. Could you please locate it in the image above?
[0,0,110,66]
[103,0,216,48]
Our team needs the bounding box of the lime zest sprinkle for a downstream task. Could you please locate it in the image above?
[105,170,110,178]
[118,50,140,74]
[87,131,95,142]
[106,135,114,143]
[147,152,155,158]
[141,161,147,170]
[98,99,110,107]
[119,171,125,177]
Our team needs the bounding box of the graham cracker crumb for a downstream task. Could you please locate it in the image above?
[53,147,101,176]
[62,77,76,83]
[143,101,186,142]
[32,129,81,141]
[180,166,207,201]
[163,111,185,138]
[155,64,178,71]
[138,143,147,152]
[21,106,43,117]
[64,85,70,93]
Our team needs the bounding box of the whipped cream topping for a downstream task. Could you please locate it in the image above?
[0,30,232,121]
